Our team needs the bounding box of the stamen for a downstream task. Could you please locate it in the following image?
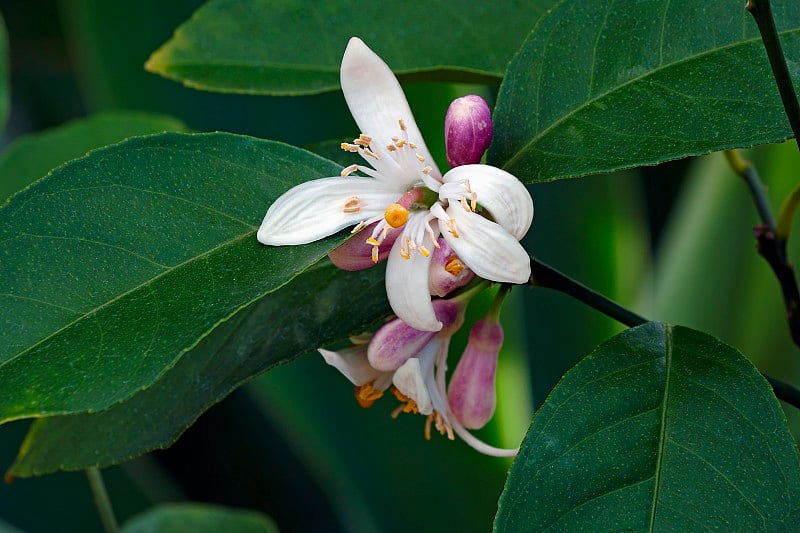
[351,220,367,233]
[450,219,459,238]
[366,237,381,247]
[416,154,425,162]
[396,139,407,148]
[359,133,372,144]
[424,414,434,440]
[409,142,418,149]
[341,164,359,177]
[422,166,432,175]
[391,136,400,142]
[341,142,360,152]
[354,138,370,147]
[470,192,478,212]
[391,387,419,417]
[386,144,397,152]
[362,148,379,159]
[464,179,472,193]
[460,197,470,211]
[371,246,379,263]
[445,255,465,276]
[419,246,430,257]
[343,196,361,213]
[354,384,384,408]
[384,203,409,228]
[400,246,410,260]
[398,118,407,131]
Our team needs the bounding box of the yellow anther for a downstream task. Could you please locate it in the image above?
[359,133,373,144]
[341,142,360,152]
[445,255,465,277]
[399,118,407,131]
[362,148,379,159]
[422,166,432,174]
[409,142,418,149]
[391,387,419,417]
[366,237,381,246]
[449,219,459,238]
[396,139,407,148]
[343,196,361,213]
[416,154,425,162]
[354,384,384,408]
[341,164,359,177]
[464,179,472,193]
[386,144,397,152]
[470,192,477,212]
[351,220,367,234]
[384,203,409,228]
[400,247,410,260]
[460,197,470,211]
[371,246,379,263]
[419,246,430,257]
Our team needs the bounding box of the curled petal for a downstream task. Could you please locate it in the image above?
[439,205,531,284]
[257,177,397,245]
[340,37,441,181]
[441,165,533,240]
[320,345,387,387]
[392,357,433,415]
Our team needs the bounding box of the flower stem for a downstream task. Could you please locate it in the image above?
[526,255,800,411]
[86,467,119,533]
[725,150,777,232]
[746,0,800,146]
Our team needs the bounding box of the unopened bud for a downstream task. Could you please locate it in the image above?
[447,317,503,429]
[328,221,401,270]
[444,95,493,167]
[428,238,475,297]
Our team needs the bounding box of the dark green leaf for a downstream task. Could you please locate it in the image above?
[0,12,8,132]
[121,503,277,533]
[8,262,390,475]
[490,1,800,182]
[0,111,188,205]
[0,132,345,424]
[146,0,554,95]
[496,322,800,531]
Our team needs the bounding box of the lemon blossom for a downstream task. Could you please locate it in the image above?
[257,37,533,331]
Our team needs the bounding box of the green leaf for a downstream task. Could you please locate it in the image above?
[8,262,390,475]
[495,322,800,531]
[0,111,188,205]
[490,1,800,182]
[145,0,554,95]
[0,12,8,133]
[121,503,277,533]
[0,132,345,424]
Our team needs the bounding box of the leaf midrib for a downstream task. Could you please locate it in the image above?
[500,28,799,172]
[648,324,673,531]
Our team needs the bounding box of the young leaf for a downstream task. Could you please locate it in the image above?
[0,132,346,425]
[495,322,800,531]
[490,0,800,182]
[0,111,188,205]
[145,0,554,95]
[7,262,390,476]
[0,13,8,133]
[121,503,277,533]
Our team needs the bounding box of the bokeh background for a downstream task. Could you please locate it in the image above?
[1,1,799,531]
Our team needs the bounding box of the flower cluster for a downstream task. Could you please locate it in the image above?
[257,37,533,454]
[257,37,533,332]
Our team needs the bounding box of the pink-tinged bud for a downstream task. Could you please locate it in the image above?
[368,299,464,371]
[444,94,493,168]
[428,238,476,297]
[447,318,503,429]
[328,221,401,270]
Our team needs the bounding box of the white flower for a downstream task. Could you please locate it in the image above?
[258,37,533,332]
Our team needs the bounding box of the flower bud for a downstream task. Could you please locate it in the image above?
[328,221,401,270]
[447,317,503,429]
[444,95,493,168]
[428,238,476,297]
[368,299,463,371]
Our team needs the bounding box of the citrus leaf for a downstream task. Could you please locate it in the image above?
[0,12,8,133]
[495,322,800,531]
[0,132,346,424]
[8,262,390,476]
[145,0,554,95]
[0,111,188,205]
[489,0,800,182]
[121,503,277,533]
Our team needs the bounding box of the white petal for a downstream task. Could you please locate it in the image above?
[392,357,433,415]
[441,165,533,240]
[340,37,441,180]
[319,347,386,387]
[385,218,441,332]
[257,177,398,245]
[439,205,531,284]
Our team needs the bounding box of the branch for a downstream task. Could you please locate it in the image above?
[86,467,119,533]
[527,254,800,411]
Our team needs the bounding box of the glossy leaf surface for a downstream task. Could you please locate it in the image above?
[0,13,8,132]
[146,0,553,95]
[490,1,800,182]
[9,262,389,475]
[0,111,188,204]
[496,322,800,531]
[0,132,345,424]
[121,503,277,533]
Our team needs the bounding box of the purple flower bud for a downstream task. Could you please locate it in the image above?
[328,221,401,271]
[447,317,503,429]
[444,95,493,168]
[368,299,464,371]
[428,238,475,297]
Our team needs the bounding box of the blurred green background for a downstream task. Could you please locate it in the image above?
[1,1,799,532]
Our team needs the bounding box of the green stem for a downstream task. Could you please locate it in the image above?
[777,184,800,241]
[725,150,777,232]
[86,467,119,533]
[746,0,800,146]
[526,254,800,411]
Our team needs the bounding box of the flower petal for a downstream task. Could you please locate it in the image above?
[257,177,398,245]
[392,357,433,415]
[340,37,441,180]
[319,346,386,387]
[439,204,531,284]
[441,165,533,239]
[385,230,439,332]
